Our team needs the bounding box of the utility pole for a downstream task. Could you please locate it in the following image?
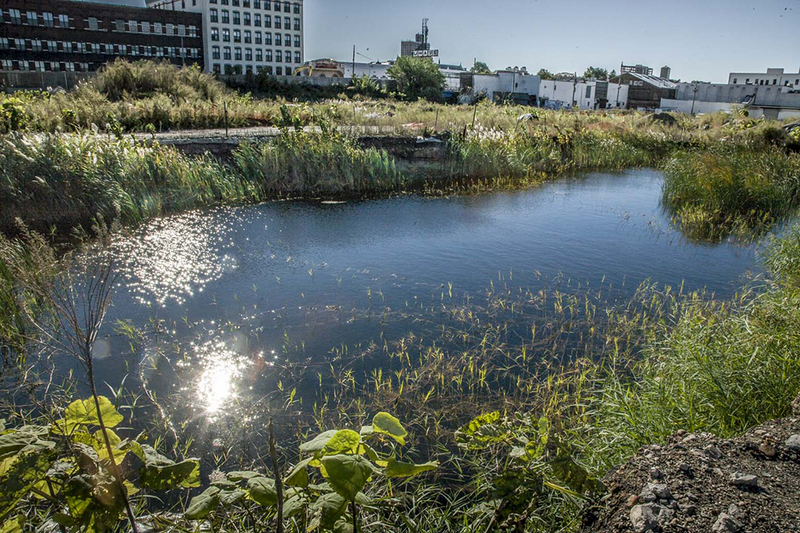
[691,83,698,116]
[352,45,356,80]
[571,72,577,108]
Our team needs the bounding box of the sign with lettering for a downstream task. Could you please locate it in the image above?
[412,49,439,58]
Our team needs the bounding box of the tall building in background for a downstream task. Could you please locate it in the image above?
[0,0,203,73]
[620,63,653,76]
[660,65,671,80]
[147,0,303,75]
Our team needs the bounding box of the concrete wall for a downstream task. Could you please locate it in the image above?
[660,98,736,115]
[538,80,627,109]
[471,72,540,103]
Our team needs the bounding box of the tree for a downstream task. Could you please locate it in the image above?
[470,61,492,75]
[537,68,554,80]
[387,56,446,101]
[609,69,618,79]
[583,66,608,80]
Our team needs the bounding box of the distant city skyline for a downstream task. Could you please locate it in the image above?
[87,0,798,83]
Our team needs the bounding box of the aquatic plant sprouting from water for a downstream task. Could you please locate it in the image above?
[231,129,404,197]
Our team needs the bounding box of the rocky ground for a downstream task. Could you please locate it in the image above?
[581,414,800,532]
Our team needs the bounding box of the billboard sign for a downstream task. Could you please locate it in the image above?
[412,49,439,58]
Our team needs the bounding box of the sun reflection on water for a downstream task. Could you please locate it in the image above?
[184,339,253,418]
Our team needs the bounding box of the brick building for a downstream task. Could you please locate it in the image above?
[0,0,203,73]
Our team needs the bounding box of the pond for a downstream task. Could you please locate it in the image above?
[82,168,768,447]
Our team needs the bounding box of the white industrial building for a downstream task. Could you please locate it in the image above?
[147,0,304,76]
[538,79,628,110]
[660,81,800,119]
[728,68,800,88]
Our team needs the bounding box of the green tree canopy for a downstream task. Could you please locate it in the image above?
[388,56,446,101]
[537,68,554,80]
[470,61,492,75]
[583,66,608,80]
[609,69,618,79]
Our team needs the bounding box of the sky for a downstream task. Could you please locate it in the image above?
[94,0,798,83]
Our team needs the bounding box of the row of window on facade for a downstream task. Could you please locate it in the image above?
[0,37,199,59]
[1,59,92,72]
[209,0,301,14]
[210,28,299,47]
[732,77,799,87]
[211,63,293,76]
[210,46,299,63]
[0,9,198,37]
[210,10,299,30]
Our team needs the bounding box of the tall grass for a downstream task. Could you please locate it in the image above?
[662,146,800,240]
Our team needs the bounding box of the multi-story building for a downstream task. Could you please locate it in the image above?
[147,0,303,76]
[620,63,653,76]
[728,68,800,88]
[0,0,203,73]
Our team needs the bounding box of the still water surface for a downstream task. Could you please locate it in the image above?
[90,169,766,433]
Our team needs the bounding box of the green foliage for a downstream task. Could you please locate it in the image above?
[583,66,608,80]
[0,98,28,133]
[470,61,492,75]
[0,397,199,533]
[537,69,554,80]
[387,56,446,101]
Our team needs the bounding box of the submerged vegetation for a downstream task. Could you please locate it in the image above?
[2,60,800,532]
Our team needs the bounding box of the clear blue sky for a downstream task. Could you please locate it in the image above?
[98,0,798,82]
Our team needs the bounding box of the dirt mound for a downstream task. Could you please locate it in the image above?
[581,417,800,532]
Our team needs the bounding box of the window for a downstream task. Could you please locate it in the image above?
[294,51,300,63]
[87,17,98,30]
[210,8,218,22]
[255,31,262,44]
[221,10,229,23]
[275,50,282,62]
[745,78,750,84]
[275,33,281,45]
[244,12,251,25]
[104,43,114,54]
[265,33,272,44]
[254,0,261,8]
[142,21,150,34]
[733,78,737,84]
[284,1,290,12]
[284,16,290,28]
[284,34,291,46]
[276,66,283,75]
[32,39,43,52]
[27,11,38,26]
[213,64,221,73]
[294,3,300,13]
[233,11,240,24]
[275,1,281,10]
[773,79,777,85]
[189,25,197,37]
[234,29,241,42]
[263,66,273,75]
[232,0,239,5]
[274,17,281,28]
[222,28,230,41]
[265,15,271,27]
[128,20,138,32]
[166,23,175,34]
[221,0,228,4]
[585,86,592,98]
[178,24,186,36]
[58,14,69,27]
[294,17,300,30]
[0,39,8,50]
[255,49,262,61]
[34,61,46,72]
[212,46,221,59]
[294,35,300,47]
[14,39,25,50]
[224,46,231,59]
[243,0,250,6]
[211,27,219,40]
[254,14,261,26]
[43,12,54,26]
[9,9,21,24]
[155,22,163,34]
[234,47,242,60]
[244,30,251,43]
[245,48,252,61]
[265,50,272,61]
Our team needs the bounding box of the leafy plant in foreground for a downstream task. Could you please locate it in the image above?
[186,412,437,532]
[0,397,199,533]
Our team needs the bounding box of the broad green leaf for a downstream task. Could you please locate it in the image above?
[247,476,277,506]
[538,417,549,445]
[285,458,311,488]
[0,448,57,521]
[283,494,305,518]
[226,470,261,482]
[359,426,373,436]
[333,517,354,533]
[459,412,500,437]
[549,455,604,495]
[0,515,24,533]
[62,397,124,433]
[323,430,360,456]
[310,491,347,531]
[219,489,245,506]
[320,454,375,502]
[0,430,55,459]
[185,486,220,519]
[372,413,407,445]
[384,457,438,478]
[299,430,338,454]
[359,443,379,462]
[140,459,200,491]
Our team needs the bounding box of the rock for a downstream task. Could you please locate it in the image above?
[731,472,759,489]
[785,434,800,452]
[640,483,672,502]
[704,445,723,459]
[684,504,697,516]
[649,467,664,480]
[626,494,639,507]
[711,512,743,533]
[630,503,674,533]
[759,441,778,458]
[679,463,694,476]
